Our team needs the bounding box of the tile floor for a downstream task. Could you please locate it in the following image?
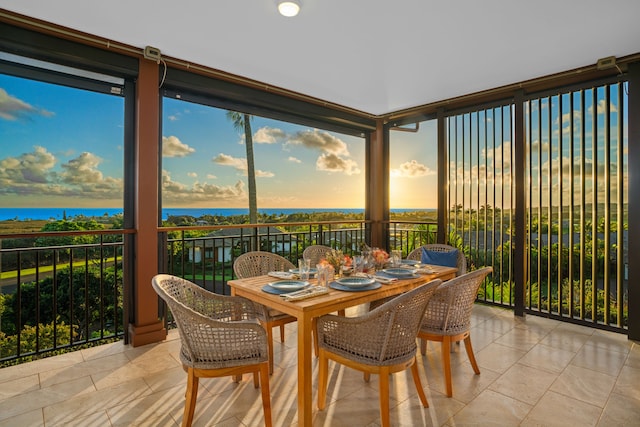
[0,304,638,426]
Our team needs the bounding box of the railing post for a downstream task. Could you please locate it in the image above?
[627,62,640,341]
[513,90,526,317]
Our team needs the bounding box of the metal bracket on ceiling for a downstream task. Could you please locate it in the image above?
[389,122,420,133]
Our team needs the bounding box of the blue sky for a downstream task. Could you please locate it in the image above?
[0,72,439,210]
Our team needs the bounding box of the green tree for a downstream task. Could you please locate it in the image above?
[227,111,258,224]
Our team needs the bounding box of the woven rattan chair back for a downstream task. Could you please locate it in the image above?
[302,244,332,267]
[151,274,272,427]
[232,251,297,374]
[407,243,467,276]
[418,266,493,397]
[233,251,295,278]
[316,280,442,427]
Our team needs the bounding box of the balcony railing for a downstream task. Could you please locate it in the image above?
[0,229,131,364]
[0,217,628,364]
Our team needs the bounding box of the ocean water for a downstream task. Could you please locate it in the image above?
[0,207,435,221]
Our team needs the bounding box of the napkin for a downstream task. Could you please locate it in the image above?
[268,271,297,279]
[280,286,329,301]
[374,275,398,284]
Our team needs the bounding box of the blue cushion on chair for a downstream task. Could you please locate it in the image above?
[421,248,458,268]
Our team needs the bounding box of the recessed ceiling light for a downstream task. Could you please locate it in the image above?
[278,0,301,17]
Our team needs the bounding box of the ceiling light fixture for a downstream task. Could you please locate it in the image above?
[278,0,301,17]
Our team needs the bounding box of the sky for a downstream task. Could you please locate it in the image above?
[0,70,439,210]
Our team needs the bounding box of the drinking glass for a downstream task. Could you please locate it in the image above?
[298,258,311,280]
[352,255,364,274]
[316,264,329,287]
[391,249,402,267]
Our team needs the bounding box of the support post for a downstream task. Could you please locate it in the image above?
[128,58,166,346]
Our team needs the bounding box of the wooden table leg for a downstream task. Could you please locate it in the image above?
[297,314,313,426]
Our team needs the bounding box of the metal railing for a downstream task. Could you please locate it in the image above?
[0,229,132,363]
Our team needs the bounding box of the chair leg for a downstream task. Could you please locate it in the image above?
[279,325,285,343]
[463,335,481,374]
[378,367,391,427]
[259,362,273,427]
[317,351,329,410]
[410,358,429,408]
[182,368,199,427]
[420,337,427,355]
[266,324,275,375]
[441,337,453,397]
[253,371,260,388]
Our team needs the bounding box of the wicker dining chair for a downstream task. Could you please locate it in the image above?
[233,251,297,374]
[418,266,493,397]
[151,274,272,427]
[302,244,332,266]
[407,243,467,276]
[316,280,442,427]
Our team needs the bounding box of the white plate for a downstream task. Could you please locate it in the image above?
[382,268,417,277]
[336,276,376,288]
[268,280,310,291]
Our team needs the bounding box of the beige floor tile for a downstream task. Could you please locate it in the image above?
[313,386,389,427]
[39,352,131,388]
[0,408,43,427]
[493,327,546,352]
[42,377,151,426]
[587,329,634,353]
[612,364,640,401]
[450,388,532,425]
[539,325,592,352]
[0,376,95,422]
[570,343,627,377]
[597,391,640,427]
[106,384,184,426]
[0,373,40,399]
[50,410,112,427]
[0,351,84,384]
[549,364,616,408]
[488,362,558,405]
[176,382,276,427]
[475,342,527,374]
[626,343,640,369]
[91,351,181,390]
[521,390,602,427]
[518,343,576,374]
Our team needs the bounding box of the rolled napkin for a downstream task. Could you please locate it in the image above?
[268,271,297,279]
[373,275,398,284]
[280,286,329,301]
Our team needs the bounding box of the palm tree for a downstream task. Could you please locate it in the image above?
[226,111,258,224]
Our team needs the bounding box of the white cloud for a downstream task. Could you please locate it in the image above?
[316,153,360,175]
[0,88,54,121]
[162,169,246,203]
[187,172,197,178]
[212,153,274,178]
[391,160,435,177]
[288,156,302,163]
[162,135,195,157]
[289,129,350,156]
[254,126,286,144]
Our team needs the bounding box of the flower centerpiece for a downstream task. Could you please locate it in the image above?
[322,249,352,278]
[371,247,389,271]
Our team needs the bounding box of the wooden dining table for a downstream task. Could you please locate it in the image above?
[227,264,458,426]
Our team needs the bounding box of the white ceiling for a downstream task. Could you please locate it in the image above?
[2,0,640,116]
